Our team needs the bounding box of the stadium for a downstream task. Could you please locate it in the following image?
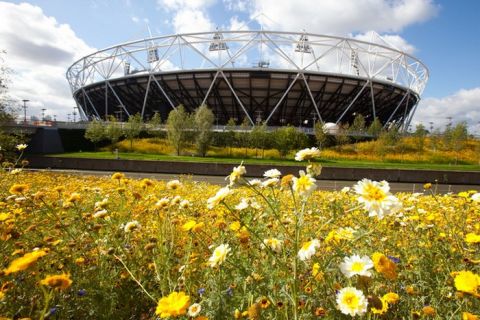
[66,30,428,129]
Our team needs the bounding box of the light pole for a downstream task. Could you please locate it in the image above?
[22,99,29,124]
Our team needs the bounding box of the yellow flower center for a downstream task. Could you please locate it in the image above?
[301,241,312,251]
[364,185,386,201]
[342,292,359,308]
[351,261,365,272]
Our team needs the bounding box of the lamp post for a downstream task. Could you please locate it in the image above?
[22,99,29,124]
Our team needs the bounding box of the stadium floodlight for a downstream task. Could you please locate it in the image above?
[295,34,312,53]
[124,61,131,75]
[351,50,360,76]
[147,48,159,63]
[209,31,228,51]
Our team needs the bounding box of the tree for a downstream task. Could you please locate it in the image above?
[367,117,383,137]
[379,126,400,147]
[273,126,302,158]
[84,119,106,150]
[349,114,366,141]
[236,118,251,156]
[335,124,351,146]
[450,122,469,163]
[124,113,143,151]
[249,123,269,158]
[0,51,25,159]
[105,115,123,150]
[413,123,428,151]
[147,112,163,138]
[166,105,192,156]
[450,122,468,152]
[314,121,328,149]
[224,118,237,156]
[193,104,214,157]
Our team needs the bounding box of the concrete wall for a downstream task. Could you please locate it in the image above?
[26,156,480,185]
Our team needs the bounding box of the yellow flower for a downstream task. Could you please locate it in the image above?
[67,192,82,203]
[208,244,231,268]
[155,291,190,318]
[312,263,324,281]
[124,221,140,233]
[207,186,233,209]
[292,171,316,197]
[3,249,47,275]
[111,172,125,180]
[463,312,479,320]
[263,238,283,253]
[294,147,321,161]
[370,296,388,315]
[353,179,401,219]
[229,221,241,232]
[40,274,72,290]
[325,227,355,244]
[16,144,28,151]
[454,271,480,296]
[422,306,436,317]
[372,252,397,280]
[226,163,246,186]
[182,220,196,231]
[465,233,480,244]
[336,287,368,316]
[298,239,320,261]
[187,303,202,317]
[382,292,399,304]
[9,184,29,195]
[166,179,182,190]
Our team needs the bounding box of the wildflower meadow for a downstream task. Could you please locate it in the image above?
[0,147,479,319]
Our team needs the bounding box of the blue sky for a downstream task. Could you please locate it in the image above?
[1,0,479,132]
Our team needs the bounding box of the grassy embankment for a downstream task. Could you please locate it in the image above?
[52,136,480,171]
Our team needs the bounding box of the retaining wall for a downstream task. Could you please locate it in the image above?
[26,156,480,185]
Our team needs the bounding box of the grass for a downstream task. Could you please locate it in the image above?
[49,151,480,171]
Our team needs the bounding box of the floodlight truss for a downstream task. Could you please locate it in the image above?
[66,30,428,130]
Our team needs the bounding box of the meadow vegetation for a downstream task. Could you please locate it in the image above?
[0,146,479,319]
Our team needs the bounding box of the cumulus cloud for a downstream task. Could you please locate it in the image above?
[0,2,95,121]
[353,31,416,54]
[158,0,216,33]
[250,0,439,35]
[413,88,480,134]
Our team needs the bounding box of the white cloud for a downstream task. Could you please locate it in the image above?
[353,31,416,54]
[160,0,216,11]
[171,8,214,33]
[0,2,95,121]
[158,0,216,33]
[228,16,250,31]
[250,0,439,35]
[413,87,480,134]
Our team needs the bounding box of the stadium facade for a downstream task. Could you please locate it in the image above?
[66,30,428,129]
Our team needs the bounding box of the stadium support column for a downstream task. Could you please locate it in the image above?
[220,70,255,126]
[335,80,370,125]
[383,90,409,129]
[265,73,301,124]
